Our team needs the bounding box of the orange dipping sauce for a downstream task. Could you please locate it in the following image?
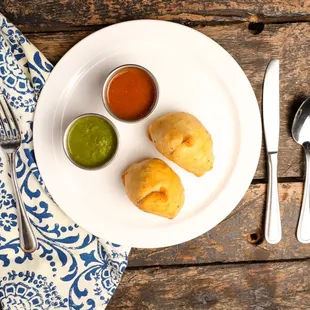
[106,67,157,121]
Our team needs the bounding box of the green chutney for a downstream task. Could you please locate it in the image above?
[67,115,118,168]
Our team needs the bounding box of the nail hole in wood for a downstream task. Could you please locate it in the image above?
[248,231,263,245]
[248,22,264,35]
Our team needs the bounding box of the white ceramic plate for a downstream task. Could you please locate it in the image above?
[33,20,261,248]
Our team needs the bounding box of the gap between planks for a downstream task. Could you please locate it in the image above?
[18,18,310,36]
[127,255,310,271]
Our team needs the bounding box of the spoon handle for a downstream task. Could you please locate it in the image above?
[265,152,282,244]
[297,144,310,243]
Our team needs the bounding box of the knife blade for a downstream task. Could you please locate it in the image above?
[263,59,282,244]
[263,59,280,153]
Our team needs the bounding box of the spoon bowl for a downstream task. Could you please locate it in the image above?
[292,96,310,243]
[292,97,310,146]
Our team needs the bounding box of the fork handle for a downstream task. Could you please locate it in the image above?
[9,152,37,253]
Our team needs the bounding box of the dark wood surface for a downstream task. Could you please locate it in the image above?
[3,0,310,32]
[129,182,309,267]
[109,260,310,309]
[4,1,310,309]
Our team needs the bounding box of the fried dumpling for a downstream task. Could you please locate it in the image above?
[122,158,185,219]
[148,112,214,177]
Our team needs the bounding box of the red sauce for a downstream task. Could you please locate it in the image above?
[106,67,156,121]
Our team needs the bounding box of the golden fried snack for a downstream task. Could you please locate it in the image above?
[148,112,214,177]
[122,158,185,219]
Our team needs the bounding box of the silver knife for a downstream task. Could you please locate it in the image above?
[263,59,282,244]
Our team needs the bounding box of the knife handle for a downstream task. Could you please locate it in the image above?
[265,152,282,244]
[297,144,310,243]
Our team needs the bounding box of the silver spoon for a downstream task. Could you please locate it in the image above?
[292,96,310,243]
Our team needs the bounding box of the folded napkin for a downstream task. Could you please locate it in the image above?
[0,13,130,309]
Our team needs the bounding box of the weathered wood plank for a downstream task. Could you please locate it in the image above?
[2,0,310,32]
[129,182,306,267]
[28,31,88,64]
[27,22,310,179]
[108,259,310,309]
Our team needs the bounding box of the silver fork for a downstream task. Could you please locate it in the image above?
[0,95,37,253]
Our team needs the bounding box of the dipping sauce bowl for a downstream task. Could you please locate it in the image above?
[102,64,159,122]
[64,113,119,170]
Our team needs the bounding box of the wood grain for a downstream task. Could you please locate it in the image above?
[2,0,310,32]
[129,182,307,267]
[108,259,310,309]
[27,22,310,179]
[6,3,310,310]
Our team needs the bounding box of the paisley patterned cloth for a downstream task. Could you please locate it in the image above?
[0,13,130,309]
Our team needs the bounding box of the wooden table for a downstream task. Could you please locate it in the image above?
[4,1,310,308]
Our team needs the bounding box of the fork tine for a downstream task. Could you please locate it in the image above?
[0,96,12,138]
[0,95,19,139]
[0,99,10,140]
[5,97,20,138]
[8,104,20,138]
[0,112,8,140]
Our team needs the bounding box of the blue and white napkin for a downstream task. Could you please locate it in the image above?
[0,13,130,309]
